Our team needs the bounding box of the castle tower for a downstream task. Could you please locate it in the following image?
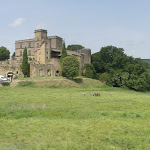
[80,48,91,64]
[34,29,48,64]
[34,29,47,41]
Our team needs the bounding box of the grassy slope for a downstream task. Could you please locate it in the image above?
[10,77,103,88]
[0,78,150,149]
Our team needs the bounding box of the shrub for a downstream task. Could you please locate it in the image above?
[99,73,110,83]
[18,81,35,87]
[29,57,32,61]
[83,63,96,79]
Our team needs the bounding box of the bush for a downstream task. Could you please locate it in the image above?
[1,82,10,86]
[99,73,110,83]
[83,64,96,79]
[29,57,32,61]
[18,81,35,87]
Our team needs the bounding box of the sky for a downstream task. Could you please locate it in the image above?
[0,0,150,58]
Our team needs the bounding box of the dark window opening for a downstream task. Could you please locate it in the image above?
[28,42,31,48]
[7,72,13,78]
[51,51,60,58]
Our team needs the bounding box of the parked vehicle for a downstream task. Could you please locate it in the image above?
[0,75,9,81]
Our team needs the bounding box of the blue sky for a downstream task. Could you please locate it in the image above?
[0,0,150,58]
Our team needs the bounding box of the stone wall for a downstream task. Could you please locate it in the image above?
[0,63,23,77]
[30,64,56,77]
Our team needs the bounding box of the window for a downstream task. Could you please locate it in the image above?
[20,43,22,48]
[37,38,39,41]
[28,50,31,56]
[28,42,31,48]
[37,43,39,48]
[20,51,22,56]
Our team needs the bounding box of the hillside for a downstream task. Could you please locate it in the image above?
[10,77,104,88]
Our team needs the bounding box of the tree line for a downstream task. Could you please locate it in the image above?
[91,46,150,91]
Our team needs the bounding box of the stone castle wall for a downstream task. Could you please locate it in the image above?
[30,64,56,77]
[0,62,23,77]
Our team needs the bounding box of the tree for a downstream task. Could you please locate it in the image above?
[60,42,67,63]
[22,47,29,77]
[12,52,15,57]
[92,46,127,73]
[83,63,96,79]
[92,45,150,91]
[0,46,10,60]
[67,44,84,51]
[62,55,80,79]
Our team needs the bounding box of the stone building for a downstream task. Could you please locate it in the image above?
[0,29,91,77]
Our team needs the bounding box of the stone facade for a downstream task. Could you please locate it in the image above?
[0,29,91,77]
[0,60,23,77]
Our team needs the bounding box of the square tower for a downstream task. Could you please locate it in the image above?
[34,29,47,41]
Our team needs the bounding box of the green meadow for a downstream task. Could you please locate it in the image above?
[0,78,150,150]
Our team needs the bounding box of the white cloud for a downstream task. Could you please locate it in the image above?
[35,22,47,29]
[9,17,26,27]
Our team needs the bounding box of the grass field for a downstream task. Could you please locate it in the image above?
[0,78,150,150]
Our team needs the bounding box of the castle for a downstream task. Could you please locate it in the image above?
[0,29,91,77]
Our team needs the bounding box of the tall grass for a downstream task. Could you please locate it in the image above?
[0,83,150,149]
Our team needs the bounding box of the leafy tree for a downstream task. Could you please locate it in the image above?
[60,42,67,63]
[92,45,150,91]
[92,46,127,73]
[22,47,29,77]
[0,46,10,60]
[67,45,84,51]
[62,55,80,79]
[83,63,96,79]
